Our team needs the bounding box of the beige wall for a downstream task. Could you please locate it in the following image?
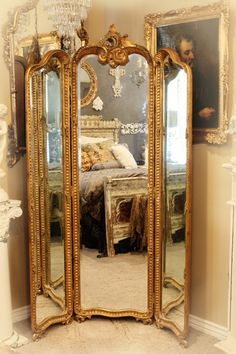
[1,0,235,327]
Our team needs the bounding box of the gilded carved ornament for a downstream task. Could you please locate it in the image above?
[97,25,136,68]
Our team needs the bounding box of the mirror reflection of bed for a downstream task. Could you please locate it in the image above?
[79,116,148,311]
[78,53,149,311]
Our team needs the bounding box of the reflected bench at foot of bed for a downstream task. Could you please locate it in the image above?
[104,176,148,257]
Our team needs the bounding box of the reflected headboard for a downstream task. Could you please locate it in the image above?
[80,115,121,143]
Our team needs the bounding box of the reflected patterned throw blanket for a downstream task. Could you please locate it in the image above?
[129,195,148,251]
[80,168,147,221]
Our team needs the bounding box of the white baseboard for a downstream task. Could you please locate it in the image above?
[12,305,31,323]
[189,314,229,340]
[11,305,228,340]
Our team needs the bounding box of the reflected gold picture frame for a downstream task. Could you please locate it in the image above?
[16,31,61,60]
[145,1,229,144]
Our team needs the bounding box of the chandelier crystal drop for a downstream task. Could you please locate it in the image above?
[44,0,92,38]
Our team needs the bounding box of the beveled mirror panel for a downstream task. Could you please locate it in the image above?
[26,50,73,339]
[72,27,155,323]
[154,49,192,343]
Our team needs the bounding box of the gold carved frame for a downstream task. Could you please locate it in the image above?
[17,33,97,108]
[25,24,192,341]
[154,48,192,343]
[71,25,155,324]
[80,61,98,107]
[2,0,40,167]
[26,50,73,339]
[17,32,61,60]
[145,1,229,144]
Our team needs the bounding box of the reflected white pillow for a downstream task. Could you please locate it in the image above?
[80,136,109,145]
[111,144,137,169]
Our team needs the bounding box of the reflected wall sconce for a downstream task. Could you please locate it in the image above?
[227,115,236,137]
[129,57,147,87]
[109,66,126,98]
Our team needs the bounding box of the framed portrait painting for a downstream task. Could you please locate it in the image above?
[145,2,229,144]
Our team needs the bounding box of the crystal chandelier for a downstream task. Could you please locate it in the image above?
[44,0,92,39]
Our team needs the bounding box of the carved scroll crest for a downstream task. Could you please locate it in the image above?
[98,24,135,68]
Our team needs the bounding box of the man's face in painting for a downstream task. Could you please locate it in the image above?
[177,39,195,67]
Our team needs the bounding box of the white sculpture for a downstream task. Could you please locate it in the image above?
[109,66,126,97]
[0,104,26,348]
[0,104,22,243]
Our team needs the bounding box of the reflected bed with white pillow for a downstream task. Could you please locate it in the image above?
[79,116,148,257]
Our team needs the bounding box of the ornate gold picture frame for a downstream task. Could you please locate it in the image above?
[16,32,61,60]
[145,1,229,144]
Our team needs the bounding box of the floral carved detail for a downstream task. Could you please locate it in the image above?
[98,25,135,68]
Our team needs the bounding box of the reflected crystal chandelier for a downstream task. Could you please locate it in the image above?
[44,0,92,38]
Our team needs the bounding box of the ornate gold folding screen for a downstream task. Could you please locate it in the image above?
[26,25,192,345]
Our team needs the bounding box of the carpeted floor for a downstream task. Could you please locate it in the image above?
[80,248,148,311]
[0,242,224,353]
[35,242,184,319]
[0,317,224,354]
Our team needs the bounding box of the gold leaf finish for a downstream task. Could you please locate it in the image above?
[26,50,73,338]
[26,26,192,344]
[71,28,155,324]
[80,61,98,107]
[153,48,192,342]
[96,25,136,68]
